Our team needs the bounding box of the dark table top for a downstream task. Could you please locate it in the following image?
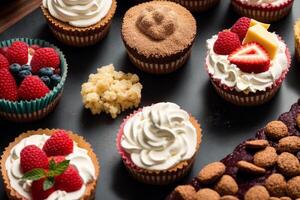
[0,1,300,200]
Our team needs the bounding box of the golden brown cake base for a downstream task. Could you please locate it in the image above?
[41,0,117,47]
[295,19,300,63]
[1,129,100,200]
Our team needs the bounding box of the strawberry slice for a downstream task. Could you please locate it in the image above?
[228,43,271,73]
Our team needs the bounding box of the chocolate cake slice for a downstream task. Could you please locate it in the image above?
[167,99,300,200]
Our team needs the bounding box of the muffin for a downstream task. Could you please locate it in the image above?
[295,19,300,63]
[231,0,294,23]
[41,0,117,47]
[205,17,290,106]
[157,0,220,12]
[1,129,100,200]
[116,102,202,185]
[121,1,197,74]
[0,38,68,122]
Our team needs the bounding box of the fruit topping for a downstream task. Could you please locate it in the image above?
[0,47,9,58]
[0,68,18,101]
[55,165,83,192]
[7,41,28,65]
[39,67,54,77]
[50,74,62,88]
[213,31,241,55]
[0,53,9,69]
[31,48,60,73]
[18,76,50,100]
[9,63,21,75]
[243,24,278,60]
[20,145,48,173]
[228,43,270,73]
[249,19,270,30]
[231,17,251,41]
[31,179,55,200]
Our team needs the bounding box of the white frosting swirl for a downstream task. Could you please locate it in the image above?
[121,102,197,171]
[239,0,288,6]
[42,0,112,27]
[5,134,96,200]
[206,35,288,93]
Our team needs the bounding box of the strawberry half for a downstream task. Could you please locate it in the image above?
[228,43,271,73]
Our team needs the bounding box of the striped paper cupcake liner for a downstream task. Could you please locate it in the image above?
[156,0,220,12]
[0,38,68,122]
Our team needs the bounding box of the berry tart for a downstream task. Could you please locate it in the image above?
[0,38,68,122]
[205,17,290,106]
[121,1,197,74]
[156,0,220,12]
[166,98,300,200]
[117,102,202,184]
[231,0,294,23]
[1,129,99,200]
[41,0,117,47]
[295,19,300,63]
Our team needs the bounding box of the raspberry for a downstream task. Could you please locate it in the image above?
[18,76,50,100]
[0,47,9,58]
[0,68,18,101]
[0,53,9,69]
[55,165,83,192]
[7,41,28,65]
[48,156,66,164]
[231,17,251,41]
[30,48,60,73]
[20,145,48,173]
[31,179,55,200]
[43,130,74,156]
[213,31,241,55]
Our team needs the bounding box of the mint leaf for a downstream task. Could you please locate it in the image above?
[49,159,56,171]
[43,177,54,191]
[22,169,46,181]
[48,160,70,177]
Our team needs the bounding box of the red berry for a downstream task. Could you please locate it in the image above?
[228,42,271,73]
[30,45,41,51]
[55,165,83,192]
[231,17,251,41]
[0,53,9,69]
[48,156,66,164]
[31,48,60,73]
[7,41,28,65]
[0,47,9,58]
[0,68,18,101]
[31,179,55,200]
[43,130,74,157]
[20,145,48,173]
[213,31,241,55]
[18,76,50,100]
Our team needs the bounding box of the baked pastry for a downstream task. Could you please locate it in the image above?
[0,38,68,122]
[116,102,202,184]
[41,0,117,47]
[231,0,294,23]
[156,0,220,12]
[121,1,197,74]
[1,129,100,200]
[205,17,290,106]
[295,19,300,63]
[167,98,300,199]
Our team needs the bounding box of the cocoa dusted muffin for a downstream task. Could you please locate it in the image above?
[121,1,196,74]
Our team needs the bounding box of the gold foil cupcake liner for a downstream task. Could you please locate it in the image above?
[41,0,117,47]
[295,19,300,63]
[0,129,100,200]
[156,0,220,12]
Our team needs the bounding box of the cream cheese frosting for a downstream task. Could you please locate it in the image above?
[5,134,96,200]
[42,0,113,28]
[121,102,197,171]
[206,34,288,93]
[239,0,289,6]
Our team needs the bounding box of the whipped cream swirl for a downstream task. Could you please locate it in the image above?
[239,0,288,6]
[206,35,288,93]
[121,102,197,171]
[5,134,96,200]
[42,0,112,27]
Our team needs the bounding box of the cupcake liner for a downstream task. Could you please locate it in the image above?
[0,129,100,200]
[116,109,202,185]
[0,38,68,122]
[206,38,291,106]
[156,0,220,12]
[231,0,294,23]
[295,19,300,63]
[41,0,117,47]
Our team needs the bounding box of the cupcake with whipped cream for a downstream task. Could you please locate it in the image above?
[116,102,202,185]
[206,17,291,106]
[41,0,117,46]
[295,19,300,63]
[231,0,294,22]
[1,129,100,200]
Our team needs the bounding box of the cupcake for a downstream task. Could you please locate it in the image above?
[205,17,291,106]
[121,1,197,74]
[157,0,220,12]
[116,102,202,185]
[1,129,100,200]
[0,38,68,122]
[231,0,294,23]
[41,0,117,47]
[295,19,300,63]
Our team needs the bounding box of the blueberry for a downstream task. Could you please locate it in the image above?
[41,76,51,87]
[9,63,21,75]
[18,70,32,80]
[21,64,32,72]
[51,74,61,87]
[39,67,54,77]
